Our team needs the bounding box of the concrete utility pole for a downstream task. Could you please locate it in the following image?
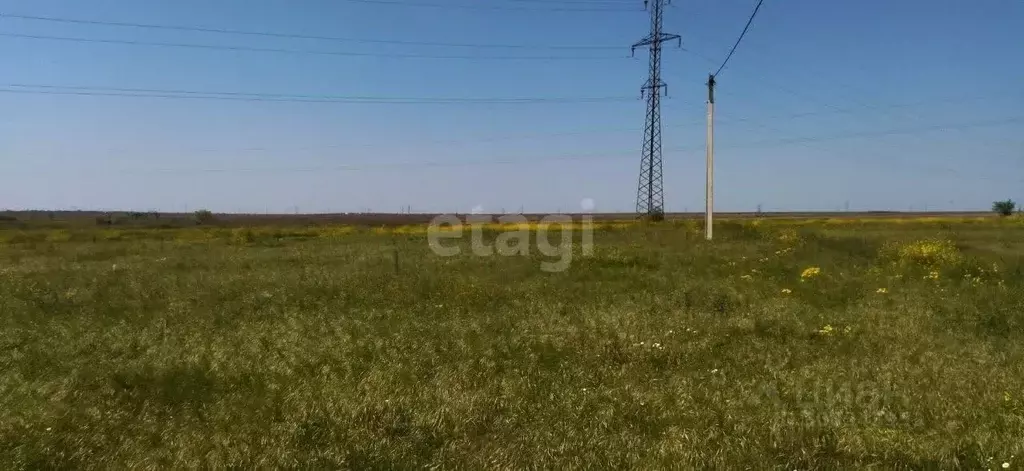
[705,74,716,240]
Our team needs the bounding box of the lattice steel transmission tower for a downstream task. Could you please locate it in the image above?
[632,0,680,218]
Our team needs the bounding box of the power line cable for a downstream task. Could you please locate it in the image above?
[669,51,1023,137]
[701,35,1024,125]
[16,97,995,161]
[684,40,1007,130]
[16,117,1019,174]
[683,47,970,137]
[0,32,626,60]
[334,0,641,12]
[0,83,638,104]
[0,13,624,50]
[117,149,643,174]
[712,0,765,77]
[7,80,1007,117]
[8,86,1012,158]
[675,116,1024,152]
[15,115,714,159]
[509,0,636,4]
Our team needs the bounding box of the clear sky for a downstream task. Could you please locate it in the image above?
[1,0,1021,213]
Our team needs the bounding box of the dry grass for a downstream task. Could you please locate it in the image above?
[1,219,1022,468]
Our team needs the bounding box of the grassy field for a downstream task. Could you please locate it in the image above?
[2,217,1023,468]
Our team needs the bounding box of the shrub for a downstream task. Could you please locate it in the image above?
[193,209,215,225]
[639,210,665,223]
[229,228,257,245]
[993,200,1016,217]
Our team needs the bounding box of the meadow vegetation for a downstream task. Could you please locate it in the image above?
[1,217,1023,468]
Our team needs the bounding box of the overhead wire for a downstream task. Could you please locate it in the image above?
[106,149,644,175]
[509,0,636,4]
[333,0,642,12]
[682,47,989,140]
[0,32,627,60]
[57,97,1023,157]
[9,80,1003,113]
[15,117,1020,175]
[1,8,1014,206]
[689,116,1024,151]
[0,13,625,50]
[0,83,639,104]
[712,0,765,77]
[7,85,1016,159]
[679,7,1021,193]
[682,21,1010,128]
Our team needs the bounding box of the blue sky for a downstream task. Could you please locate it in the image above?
[1,0,1021,213]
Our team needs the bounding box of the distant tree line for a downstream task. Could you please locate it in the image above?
[94,210,216,226]
[95,211,162,226]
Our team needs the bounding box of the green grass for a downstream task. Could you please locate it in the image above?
[1,220,1023,468]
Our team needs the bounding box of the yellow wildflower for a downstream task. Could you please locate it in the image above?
[817,324,834,336]
[781,288,792,294]
[885,238,963,268]
[800,267,822,280]
[876,287,888,294]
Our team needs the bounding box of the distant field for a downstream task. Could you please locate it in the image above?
[0,209,997,229]
[2,218,1023,467]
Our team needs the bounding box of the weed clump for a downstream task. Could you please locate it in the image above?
[230,228,257,246]
[881,238,964,270]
